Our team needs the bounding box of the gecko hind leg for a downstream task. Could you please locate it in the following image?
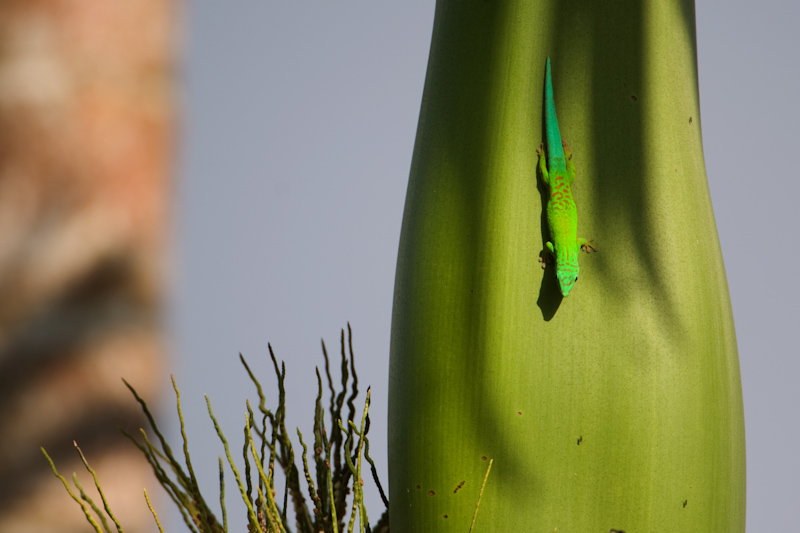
[536,143,550,185]
[562,139,573,160]
[562,140,576,184]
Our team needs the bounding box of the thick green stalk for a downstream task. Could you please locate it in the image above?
[388,1,745,532]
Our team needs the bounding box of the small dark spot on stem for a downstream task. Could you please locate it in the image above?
[481,456,487,461]
[517,411,522,415]
[631,95,637,101]
[689,116,693,123]
[610,530,626,533]
[444,515,448,519]
[577,436,583,445]
[415,485,421,490]
[683,499,688,508]
[454,481,465,493]
[428,490,435,496]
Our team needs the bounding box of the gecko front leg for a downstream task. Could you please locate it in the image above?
[578,237,597,253]
[538,242,555,269]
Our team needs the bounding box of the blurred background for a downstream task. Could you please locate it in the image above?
[0,2,797,532]
[0,1,174,531]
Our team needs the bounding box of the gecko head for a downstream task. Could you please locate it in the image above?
[556,265,579,297]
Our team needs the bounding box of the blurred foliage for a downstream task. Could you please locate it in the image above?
[43,325,389,533]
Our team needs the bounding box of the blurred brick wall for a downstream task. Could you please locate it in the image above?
[0,1,177,531]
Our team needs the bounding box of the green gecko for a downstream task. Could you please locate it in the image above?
[536,57,596,297]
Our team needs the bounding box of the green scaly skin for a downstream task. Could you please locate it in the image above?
[537,57,596,297]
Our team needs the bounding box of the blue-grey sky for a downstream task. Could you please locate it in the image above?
[172,2,799,531]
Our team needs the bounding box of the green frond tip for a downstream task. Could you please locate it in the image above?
[127,427,202,533]
[206,395,264,533]
[122,378,192,490]
[73,441,125,533]
[363,415,389,509]
[322,417,340,533]
[171,376,217,533]
[218,456,228,533]
[41,448,105,533]
[246,419,286,533]
[71,472,112,533]
[297,427,321,508]
[47,324,388,533]
[144,489,165,533]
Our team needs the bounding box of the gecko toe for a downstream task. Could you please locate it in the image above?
[580,238,598,253]
[562,140,573,159]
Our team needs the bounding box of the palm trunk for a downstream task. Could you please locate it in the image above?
[388,1,745,531]
[0,2,177,531]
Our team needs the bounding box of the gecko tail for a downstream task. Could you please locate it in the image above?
[544,57,566,165]
[545,57,555,106]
